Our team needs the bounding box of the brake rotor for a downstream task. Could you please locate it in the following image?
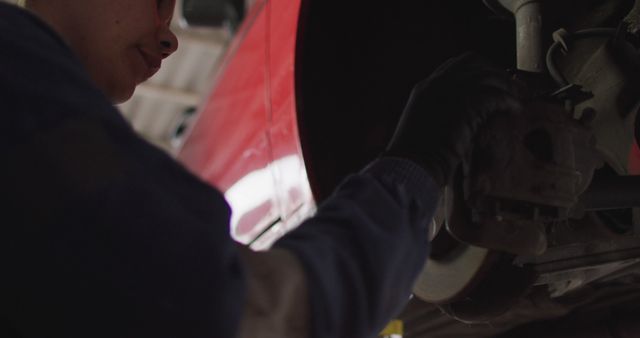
[413,175,537,321]
[413,239,494,304]
[413,182,497,305]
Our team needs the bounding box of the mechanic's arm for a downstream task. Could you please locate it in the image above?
[1,7,427,337]
[237,158,438,338]
[238,53,523,338]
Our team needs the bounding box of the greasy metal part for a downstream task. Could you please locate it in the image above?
[549,17,640,235]
[563,34,640,175]
[550,84,594,106]
[487,0,545,72]
[455,101,601,256]
[514,236,640,296]
[624,0,640,34]
[514,1,544,72]
[546,28,617,87]
[544,259,640,297]
[517,236,640,272]
[580,175,640,210]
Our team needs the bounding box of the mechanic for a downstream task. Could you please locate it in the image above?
[0,0,521,337]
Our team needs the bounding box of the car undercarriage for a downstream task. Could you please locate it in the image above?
[297,0,640,336]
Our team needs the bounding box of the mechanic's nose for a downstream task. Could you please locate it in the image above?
[159,28,179,59]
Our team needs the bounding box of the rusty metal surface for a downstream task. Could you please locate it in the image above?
[453,100,601,256]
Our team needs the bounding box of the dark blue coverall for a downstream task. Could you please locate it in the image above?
[0,3,438,337]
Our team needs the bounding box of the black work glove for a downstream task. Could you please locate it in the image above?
[384,52,523,187]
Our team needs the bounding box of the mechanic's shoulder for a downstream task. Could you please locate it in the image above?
[0,2,72,56]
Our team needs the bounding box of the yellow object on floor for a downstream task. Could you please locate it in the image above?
[380,320,403,337]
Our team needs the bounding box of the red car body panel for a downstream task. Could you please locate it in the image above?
[177,0,311,247]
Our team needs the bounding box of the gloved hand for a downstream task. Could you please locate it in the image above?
[384,52,523,187]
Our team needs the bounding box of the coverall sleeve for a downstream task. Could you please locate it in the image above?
[236,159,438,338]
[276,158,440,338]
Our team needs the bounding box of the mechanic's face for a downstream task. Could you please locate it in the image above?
[30,0,178,103]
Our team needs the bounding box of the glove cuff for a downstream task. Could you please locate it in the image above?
[364,157,441,201]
